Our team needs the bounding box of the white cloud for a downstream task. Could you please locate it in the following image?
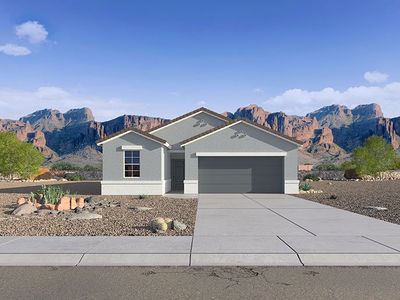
[197,100,207,106]
[0,86,146,121]
[265,82,400,117]
[253,88,264,94]
[16,21,48,44]
[0,43,31,56]
[364,71,388,83]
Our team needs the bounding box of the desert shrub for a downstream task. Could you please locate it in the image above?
[37,185,68,205]
[51,162,82,171]
[0,132,44,179]
[349,136,399,176]
[315,162,340,171]
[83,164,102,171]
[340,161,355,171]
[138,194,147,199]
[66,174,84,181]
[329,194,338,200]
[299,182,311,191]
[303,173,320,181]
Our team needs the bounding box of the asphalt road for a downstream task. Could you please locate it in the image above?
[0,266,399,299]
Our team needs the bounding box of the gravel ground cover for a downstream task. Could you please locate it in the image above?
[297,180,400,225]
[0,193,197,236]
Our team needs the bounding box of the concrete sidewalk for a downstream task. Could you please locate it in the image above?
[1,194,400,266]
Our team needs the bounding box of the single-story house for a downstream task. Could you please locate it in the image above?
[97,107,300,195]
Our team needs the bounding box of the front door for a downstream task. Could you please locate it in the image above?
[171,159,185,191]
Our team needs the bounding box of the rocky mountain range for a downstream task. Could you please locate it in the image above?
[0,103,399,166]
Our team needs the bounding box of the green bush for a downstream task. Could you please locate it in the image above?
[37,185,68,205]
[0,132,44,179]
[82,164,102,171]
[315,162,340,171]
[349,136,399,176]
[299,182,311,191]
[67,174,84,181]
[303,173,320,181]
[50,162,81,171]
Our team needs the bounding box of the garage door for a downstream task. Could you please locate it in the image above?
[198,157,284,193]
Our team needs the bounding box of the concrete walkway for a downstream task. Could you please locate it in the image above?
[1,194,400,266]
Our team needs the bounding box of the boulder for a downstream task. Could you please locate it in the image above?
[132,206,153,211]
[76,197,85,208]
[68,211,102,220]
[172,220,187,231]
[12,203,37,216]
[56,196,71,211]
[164,218,173,229]
[70,197,77,210]
[150,217,168,232]
[17,197,28,206]
[43,204,55,210]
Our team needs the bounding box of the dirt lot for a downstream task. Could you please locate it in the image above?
[0,181,197,236]
[298,180,400,225]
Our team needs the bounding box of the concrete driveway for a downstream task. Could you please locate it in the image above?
[192,194,400,266]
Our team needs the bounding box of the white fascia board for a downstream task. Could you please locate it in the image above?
[121,145,143,150]
[149,110,228,133]
[181,120,300,147]
[196,152,287,157]
[97,130,171,149]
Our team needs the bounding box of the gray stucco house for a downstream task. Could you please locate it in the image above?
[97,107,300,195]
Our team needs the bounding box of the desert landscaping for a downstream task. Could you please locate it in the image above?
[0,181,197,236]
[298,180,400,225]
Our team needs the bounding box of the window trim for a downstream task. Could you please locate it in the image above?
[123,150,141,178]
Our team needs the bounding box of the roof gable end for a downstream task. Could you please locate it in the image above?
[180,119,302,146]
[147,107,230,134]
[96,127,170,148]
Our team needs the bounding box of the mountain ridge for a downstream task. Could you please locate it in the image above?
[0,103,399,166]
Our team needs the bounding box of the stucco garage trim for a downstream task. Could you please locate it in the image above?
[196,152,287,157]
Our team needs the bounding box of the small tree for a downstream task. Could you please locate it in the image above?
[350,136,399,176]
[0,132,44,179]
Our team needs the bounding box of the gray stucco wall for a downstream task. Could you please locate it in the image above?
[164,149,171,180]
[184,122,298,181]
[102,132,163,181]
[150,112,227,148]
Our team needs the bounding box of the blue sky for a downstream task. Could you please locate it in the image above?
[1,0,400,120]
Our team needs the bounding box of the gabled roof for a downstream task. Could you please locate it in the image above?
[96,127,170,147]
[147,107,230,133]
[179,118,302,146]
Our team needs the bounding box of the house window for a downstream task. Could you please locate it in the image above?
[124,151,140,177]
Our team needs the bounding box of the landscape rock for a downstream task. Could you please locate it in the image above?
[12,203,37,216]
[77,197,85,208]
[56,196,71,211]
[68,211,102,220]
[363,206,388,211]
[150,217,168,232]
[132,206,153,211]
[164,218,173,229]
[37,209,52,216]
[70,197,77,210]
[172,220,187,231]
[17,197,28,206]
[43,203,55,210]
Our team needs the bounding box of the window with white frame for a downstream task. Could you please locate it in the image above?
[124,150,140,177]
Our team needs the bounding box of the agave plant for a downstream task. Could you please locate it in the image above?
[37,185,68,205]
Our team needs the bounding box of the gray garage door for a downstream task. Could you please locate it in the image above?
[198,157,284,193]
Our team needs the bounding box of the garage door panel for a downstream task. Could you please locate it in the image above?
[198,157,284,194]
